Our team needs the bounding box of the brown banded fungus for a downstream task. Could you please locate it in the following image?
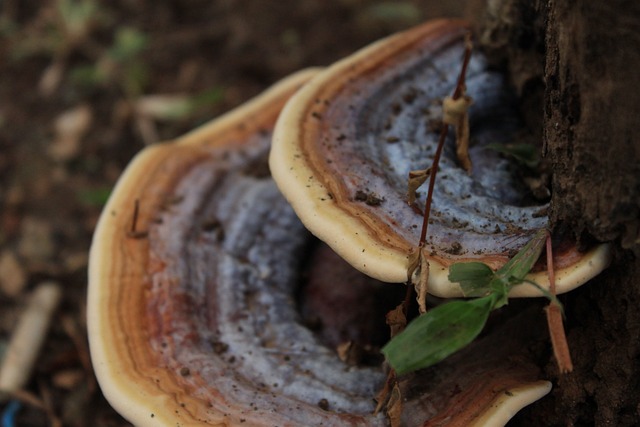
[89,66,553,425]
[269,19,610,297]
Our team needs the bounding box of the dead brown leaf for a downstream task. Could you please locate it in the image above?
[407,168,431,205]
[415,249,429,314]
[442,93,473,173]
[386,382,403,427]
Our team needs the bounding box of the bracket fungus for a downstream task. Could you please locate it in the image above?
[269,19,610,297]
[89,68,552,426]
[88,19,612,427]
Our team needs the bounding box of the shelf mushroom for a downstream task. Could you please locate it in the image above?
[89,65,554,425]
[270,19,610,297]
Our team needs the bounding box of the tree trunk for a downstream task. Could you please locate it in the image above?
[478,0,640,425]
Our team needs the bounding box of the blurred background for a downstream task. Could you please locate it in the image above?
[0,1,468,425]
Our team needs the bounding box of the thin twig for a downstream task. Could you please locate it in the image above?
[418,125,448,247]
[452,35,473,100]
[401,277,414,316]
[378,32,475,422]
[418,34,472,247]
[127,198,148,238]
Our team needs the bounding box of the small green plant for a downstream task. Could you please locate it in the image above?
[382,229,558,375]
[71,26,149,97]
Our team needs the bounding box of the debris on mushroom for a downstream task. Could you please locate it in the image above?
[269,19,610,297]
[88,58,553,426]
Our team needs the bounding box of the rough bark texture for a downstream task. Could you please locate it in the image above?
[477,0,640,425]
[545,1,640,251]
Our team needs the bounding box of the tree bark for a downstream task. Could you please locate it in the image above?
[478,0,640,425]
[545,0,640,250]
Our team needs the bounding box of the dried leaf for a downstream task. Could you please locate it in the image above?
[336,341,362,366]
[407,168,430,205]
[386,303,407,339]
[386,382,403,427]
[442,94,473,173]
[415,249,429,314]
[374,370,395,415]
[406,248,421,283]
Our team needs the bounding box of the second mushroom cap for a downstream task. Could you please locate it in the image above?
[269,19,609,297]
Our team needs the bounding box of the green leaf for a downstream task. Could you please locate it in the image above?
[496,229,547,284]
[384,230,550,376]
[448,262,495,296]
[382,295,495,375]
[488,277,509,308]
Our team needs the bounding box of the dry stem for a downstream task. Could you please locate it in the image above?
[545,232,573,373]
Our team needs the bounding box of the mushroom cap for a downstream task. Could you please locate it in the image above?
[89,66,552,426]
[88,69,320,425]
[269,19,610,297]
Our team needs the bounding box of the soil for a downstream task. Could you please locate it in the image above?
[1,1,638,426]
